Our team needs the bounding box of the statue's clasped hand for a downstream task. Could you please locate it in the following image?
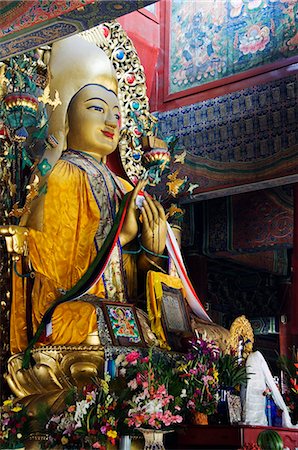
[119,179,147,247]
[0,225,29,260]
[119,179,167,269]
[140,192,167,257]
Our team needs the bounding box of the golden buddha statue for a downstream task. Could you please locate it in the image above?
[1,31,254,420]
[3,34,167,356]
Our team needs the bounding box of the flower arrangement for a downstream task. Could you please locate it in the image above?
[0,397,29,449]
[116,349,184,430]
[177,333,220,416]
[45,377,118,449]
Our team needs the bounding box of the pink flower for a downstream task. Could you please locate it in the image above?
[174,415,183,423]
[148,417,157,427]
[239,25,270,55]
[128,379,138,390]
[156,385,167,397]
[202,375,213,385]
[187,399,196,410]
[126,351,140,365]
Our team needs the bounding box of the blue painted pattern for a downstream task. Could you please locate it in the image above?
[156,75,298,164]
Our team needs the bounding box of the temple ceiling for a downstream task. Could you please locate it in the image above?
[0,0,157,61]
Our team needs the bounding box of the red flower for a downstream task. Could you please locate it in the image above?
[126,351,140,364]
[290,378,298,391]
[88,428,97,435]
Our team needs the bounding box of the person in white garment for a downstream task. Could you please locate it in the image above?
[244,350,297,428]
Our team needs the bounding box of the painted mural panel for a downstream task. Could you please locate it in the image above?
[170,0,298,94]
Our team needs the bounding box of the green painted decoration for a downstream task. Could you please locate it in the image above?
[37,158,52,176]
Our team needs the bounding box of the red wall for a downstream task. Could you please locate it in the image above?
[118,6,160,99]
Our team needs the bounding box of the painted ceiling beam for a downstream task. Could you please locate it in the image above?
[0,0,157,61]
[180,174,298,204]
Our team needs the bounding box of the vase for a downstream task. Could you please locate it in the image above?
[119,435,132,450]
[193,411,208,425]
[138,428,168,450]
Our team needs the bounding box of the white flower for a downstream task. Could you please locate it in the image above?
[74,398,94,424]
[180,389,187,398]
[143,399,163,414]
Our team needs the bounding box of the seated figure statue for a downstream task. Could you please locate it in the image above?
[2,33,212,367]
[3,35,168,355]
[1,32,246,413]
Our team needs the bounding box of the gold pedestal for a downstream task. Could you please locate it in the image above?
[5,344,104,415]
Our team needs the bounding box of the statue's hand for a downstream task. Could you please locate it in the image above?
[119,179,147,247]
[0,225,29,260]
[140,193,167,256]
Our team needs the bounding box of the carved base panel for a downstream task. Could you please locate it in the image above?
[25,434,143,450]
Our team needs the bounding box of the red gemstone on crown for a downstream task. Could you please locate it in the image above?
[126,74,135,84]
[101,26,110,38]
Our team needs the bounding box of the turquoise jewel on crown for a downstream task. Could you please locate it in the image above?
[132,101,140,110]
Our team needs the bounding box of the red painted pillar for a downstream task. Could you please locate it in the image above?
[291,185,298,348]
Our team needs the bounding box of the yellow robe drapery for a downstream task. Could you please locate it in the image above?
[10,150,134,353]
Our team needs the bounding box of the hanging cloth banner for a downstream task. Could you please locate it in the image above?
[166,222,211,323]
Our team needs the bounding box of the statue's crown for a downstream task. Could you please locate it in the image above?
[48,34,118,142]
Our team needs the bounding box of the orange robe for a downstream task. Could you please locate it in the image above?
[10,150,134,353]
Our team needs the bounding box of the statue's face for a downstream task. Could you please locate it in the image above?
[67,84,120,158]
